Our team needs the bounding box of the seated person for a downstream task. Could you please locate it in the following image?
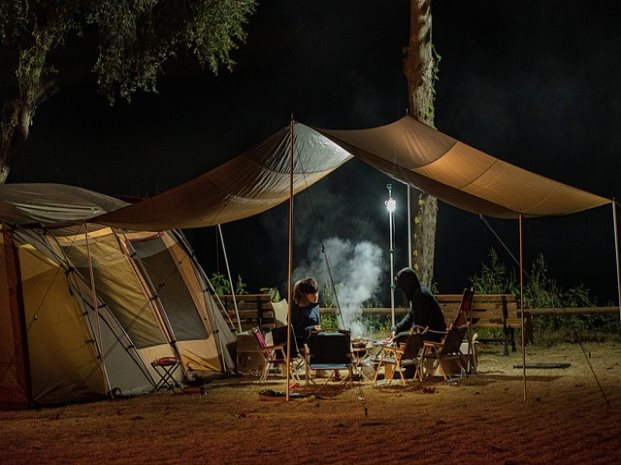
[384,268,445,379]
[291,277,321,352]
[390,267,446,344]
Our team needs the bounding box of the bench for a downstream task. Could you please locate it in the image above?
[435,293,533,356]
[218,294,275,332]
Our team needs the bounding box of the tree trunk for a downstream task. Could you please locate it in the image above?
[403,0,437,288]
[0,100,32,183]
[0,42,55,183]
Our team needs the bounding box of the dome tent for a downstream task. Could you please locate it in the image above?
[0,184,234,409]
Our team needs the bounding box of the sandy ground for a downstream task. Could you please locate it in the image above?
[1,342,620,465]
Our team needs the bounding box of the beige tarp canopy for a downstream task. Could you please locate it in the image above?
[320,117,609,218]
[94,116,609,231]
[94,124,353,231]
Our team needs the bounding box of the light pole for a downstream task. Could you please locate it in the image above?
[385,184,396,328]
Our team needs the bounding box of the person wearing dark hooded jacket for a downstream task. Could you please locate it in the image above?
[390,267,446,343]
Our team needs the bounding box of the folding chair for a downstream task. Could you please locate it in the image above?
[450,288,474,328]
[270,299,289,327]
[269,324,305,376]
[373,331,424,386]
[450,288,476,372]
[151,356,182,392]
[252,328,301,383]
[304,331,354,386]
[419,325,468,381]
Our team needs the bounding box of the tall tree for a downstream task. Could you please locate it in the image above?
[403,0,438,287]
[0,0,256,182]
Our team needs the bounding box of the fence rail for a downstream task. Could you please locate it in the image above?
[320,307,407,316]
[320,306,620,317]
[527,306,619,316]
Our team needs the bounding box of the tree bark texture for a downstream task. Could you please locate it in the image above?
[403,0,437,288]
[0,19,61,183]
[1,99,33,184]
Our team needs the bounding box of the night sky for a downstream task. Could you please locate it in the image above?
[3,1,621,304]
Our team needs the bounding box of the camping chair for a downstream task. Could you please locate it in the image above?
[450,288,476,372]
[271,299,289,327]
[304,331,354,387]
[252,328,300,383]
[268,299,306,375]
[372,330,424,386]
[450,287,474,328]
[269,324,305,377]
[419,325,468,381]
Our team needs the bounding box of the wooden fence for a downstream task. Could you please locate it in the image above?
[320,306,620,316]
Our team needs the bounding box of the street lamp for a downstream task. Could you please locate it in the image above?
[385,184,396,328]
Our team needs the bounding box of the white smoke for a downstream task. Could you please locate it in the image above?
[293,237,384,337]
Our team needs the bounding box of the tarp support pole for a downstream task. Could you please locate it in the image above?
[217,224,242,333]
[519,214,527,402]
[286,115,295,402]
[612,199,621,325]
[203,286,232,372]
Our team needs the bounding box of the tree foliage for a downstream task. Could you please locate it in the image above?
[0,0,256,180]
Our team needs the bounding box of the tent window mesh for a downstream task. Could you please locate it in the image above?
[131,238,208,341]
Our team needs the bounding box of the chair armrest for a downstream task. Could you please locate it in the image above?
[264,342,285,351]
[382,346,404,356]
[424,328,448,337]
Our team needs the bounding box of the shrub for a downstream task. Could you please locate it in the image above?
[260,286,282,302]
[470,248,619,344]
[209,272,247,295]
[469,248,518,295]
[320,314,339,331]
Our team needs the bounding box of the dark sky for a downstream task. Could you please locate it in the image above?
[3,1,621,304]
[432,0,621,304]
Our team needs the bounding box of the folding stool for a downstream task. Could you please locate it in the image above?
[151,356,182,392]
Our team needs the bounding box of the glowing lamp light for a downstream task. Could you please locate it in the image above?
[385,197,396,213]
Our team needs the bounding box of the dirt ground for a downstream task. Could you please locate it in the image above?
[1,342,620,465]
